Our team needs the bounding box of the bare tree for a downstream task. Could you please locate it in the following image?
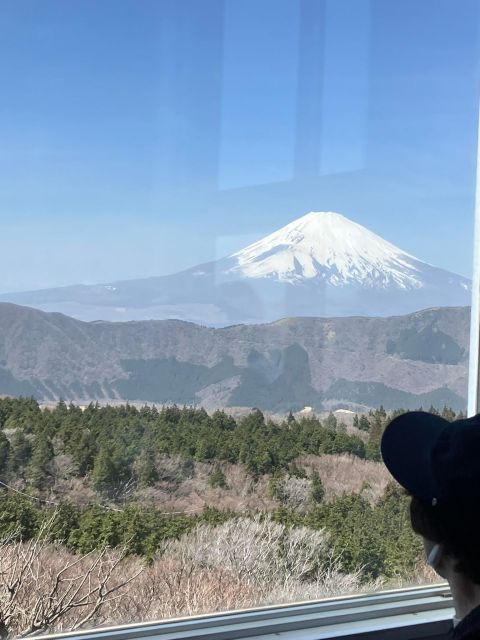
[276,476,312,511]
[163,516,362,599]
[0,514,380,635]
[115,558,258,621]
[0,515,143,638]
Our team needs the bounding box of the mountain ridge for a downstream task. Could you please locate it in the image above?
[0,302,469,412]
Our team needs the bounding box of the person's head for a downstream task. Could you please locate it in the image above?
[409,495,480,582]
[381,411,480,585]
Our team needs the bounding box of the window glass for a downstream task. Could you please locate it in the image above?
[0,0,478,634]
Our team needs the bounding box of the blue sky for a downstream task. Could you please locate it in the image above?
[0,0,479,292]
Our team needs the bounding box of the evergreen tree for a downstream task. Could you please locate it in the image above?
[288,462,307,478]
[324,413,337,430]
[209,465,227,489]
[366,414,384,461]
[337,420,347,433]
[29,434,54,489]
[374,482,423,578]
[310,470,325,504]
[268,471,284,500]
[195,439,215,461]
[134,450,158,487]
[359,415,371,431]
[8,430,32,472]
[47,503,80,544]
[0,493,39,540]
[181,457,195,478]
[287,411,296,425]
[74,430,96,476]
[91,448,118,495]
[0,431,10,476]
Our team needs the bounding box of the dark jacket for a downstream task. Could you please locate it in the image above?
[451,606,480,640]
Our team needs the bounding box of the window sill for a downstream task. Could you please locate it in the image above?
[40,584,453,640]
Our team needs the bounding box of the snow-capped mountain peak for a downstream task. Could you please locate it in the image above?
[227,211,425,290]
[0,210,470,325]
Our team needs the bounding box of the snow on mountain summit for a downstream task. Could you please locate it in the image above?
[227,211,426,290]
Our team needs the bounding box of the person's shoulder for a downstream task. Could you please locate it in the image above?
[452,606,480,640]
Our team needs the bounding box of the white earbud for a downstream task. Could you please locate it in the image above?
[426,544,443,569]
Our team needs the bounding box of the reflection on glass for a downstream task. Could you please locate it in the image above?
[0,0,477,634]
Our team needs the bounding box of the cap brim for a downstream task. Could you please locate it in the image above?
[380,411,450,502]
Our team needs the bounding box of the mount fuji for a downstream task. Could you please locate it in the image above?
[0,212,470,325]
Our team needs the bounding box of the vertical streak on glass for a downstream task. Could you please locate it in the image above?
[320,0,370,175]
[468,104,480,416]
[154,1,224,195]
[294,0,325,179]
[218,0,300,189]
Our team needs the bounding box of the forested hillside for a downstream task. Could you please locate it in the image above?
[0,397,456,617]
[0,303,470,410]
[0,397,457,635]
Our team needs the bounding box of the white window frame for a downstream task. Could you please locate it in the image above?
[38,584,453,640]
[468,107,480,417]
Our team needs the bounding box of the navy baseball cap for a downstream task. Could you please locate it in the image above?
[381,411,480,506]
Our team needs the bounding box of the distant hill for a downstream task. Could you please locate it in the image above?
[0,212,470,325]
[0,302,469,411]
